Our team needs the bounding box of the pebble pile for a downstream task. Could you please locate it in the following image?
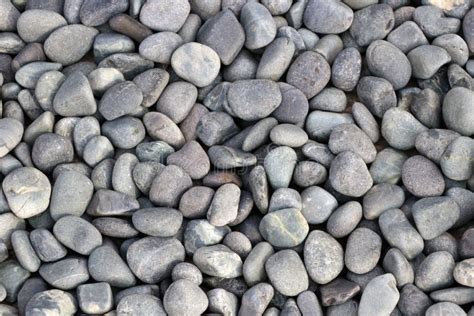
[0,0,473,315]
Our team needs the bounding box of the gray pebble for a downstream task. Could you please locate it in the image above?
[447,187,474,228]
[313,34,344,63]
[0,260,30,303]
[266,250,308,296]
[301,186,337,224]
[426,302,467,316]
[0,32,25,54]
[77,282,113,314]
[98,53,154,80]
[50,171,93,219]
[442,87,474,136]
[326,299,357,316]
[88,68,125,99]
[223,231,252,258]
[53,215,102,255]
[132,207,183,237]
[207,183,241,227]
[223,50,258,82]
[259,208,309,248]
[89,245,136,287]
[149,165,192,207]
[79,0,128,26]
[29,227,67,262]
[319,278,361,307]
[264,146,297,189]
[99,81,143,121]
[184,219,231,254]
[440,136,473,181]
[25,290,77,316]
[87,189,139,216]
[194,244,242,278]
[112,153,139,198]
[425,232,458,260]
[358,274,399,316]
[132,161,164,195]
[270,124,308,148]
[430,287,474,306]
[415,251,455,291]
[11,230,40,273]
[243,242,274,286]
[331,48,361,92]
[167,141,210,179]
[257,37,295,81]
[240,2,276,49]
[73,116,100,157]
[93,33,135,62]
[127,237,185,283]
[144,112,185,148]
[411,88,442,128]
[156,81,197,124]
[268,188,301,214]
[357,76,396,118]
[239,283,274,316]
[369,148,407,184]
[398,284,432,316]
[413,5,461,38]
[303,0,353,34]
[92,217,139,239]
[179,186,214,219]
[379,209,424,259]
[34,70,65,111]
[208,288,239,316]
[387,21,428,53]
[171,262,203,285]
[351,102,380,143]
[329,123,376,163]
[412,197,460,240]
[453,258,474,287]
[133,68,169,108]
[136,141,175,163]
[17,9,67,43]
[102,117,146,150]
[23,111,54,145]
[286,51,331,98]
[117,293,166,316]
[32,132,74,172]
[363,183,405,220]
[432,34,469,66]
[408,45,451,79]
[0,0,20,31]
[345,228,382,274]
[140,0,190,32]
[329,151,373,197]
[448,63,473,90]
[382,108,428,150]
[83,135,115,167]
[463,8,474,52]
[209,145,257,169]
[326,201,362,238]
[44,24,98,65]
[310,88,346,112]
[14,61,62,90]
[350,4,394,46]
[382,248,414,287]
[293,161,327,188]
[164,279,208,316]
[0,118,23,158]
[402,155,445,197]
[39,257,89,290]
[302,141,335,167]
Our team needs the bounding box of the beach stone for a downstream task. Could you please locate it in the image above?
[164,279,208,316]
[259,208,309,248]
[99,81,143,121]
[32,133,74,172]
[88,245,136,287]
[387,21,428,53]
[143,112,185,148]
[357,76,396,118]
[93,33,135,62]
[102,117,145,150]
[382,108,428,150]
[140,0,190,32]
[398,284,432,316]
[268,188,301,213]
[98,53,154,80]
[17,9,67,43]
[413,5,461,38]
[426,302,467,316]
[87,189,139,216]
[127,237,185,283]
[25,290,77,316]
[369,148,407,184]
[239,283,274,315]
[440,136,473,181]
[303,0,353,34]
[270,124,308,148]
[329,151,373,197]
[412,197,460,240]
[432,34,469,66]
[44,25,98,65]
[326,300,357,316]
[331,48,361,91]
[2,167,51,219]
[264,146,297,190]
[77,282,113,314]
[0,0,20,32]
[0,260,30,303]
[194,244,242,279]
[208,288,238,316]
[453,259,474,287]
[133,161,164,195]
[358,274,399,316]
[117,294,166,316]
[350,4,395,46]
[156,81,197,124]
[402,155,445,197]
[184,219,231,254]
[132,208,183,237]
[208,145,257,169]
[166,141,210,179]
[425,232,459,260]
[171,42,220,88]
[305,111,354,142]
[92,217,139,238]
[87,68,124,98]
[319,279,361,306]
[54,71,96,116]
[83,136,115,167]
[257,37,295,81]
[109,13,153,42]
[29,228,66,262]
[223,50,258,82]
[286,51,331,98]
[265,250,308,296]
[53,215,102,255]
[79,0,128,26]
[379,209,424,260]
[139,32,183,64]
[11,230,40,273]
[326,201,362,238]
[243,242,274,286]
[382,248,414,287]
[0,118,23,158]
[300,186,337,224]
[179,186,214,219]
[149,165,192,208]
[171,262,203,285]
[304,230,344,284]
[408,45,451,79]
[133,68,169,108]
[240,2,276,49]
[227,79,282,121]
[39,257,89,290]
[415,251,455,292]
[34,70,65,111]
[329,123,376,163]
[293,161,327,187]
[430,287,474,306]
[345,228,382,274]
[362,184,404,220]
[207,184,241,227]
[442,87,474,136]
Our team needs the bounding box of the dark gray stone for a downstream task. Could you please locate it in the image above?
[39,257,89,290]
[402,155,445,197]
[240,2,276,50]
[89,245,136,287]
[132,208,183,237]
[350,4,395,46]
[99,81,143,121]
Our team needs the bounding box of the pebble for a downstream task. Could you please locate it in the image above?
[32,133,74,172]
[227,79,282,121]
[29,228,66,262]
[0,0,20,32]
[415,251,455,292]
[240,2,276,49]
[133,68,169,108]
[92,217,139,238]
[164,279,208,316]
[139,32,183,65]
[149,165,192,208]
[39,257,89,290]
[329,151,373,197]
[454,259,474,288]
[14,61,62,89]
[286,51,331,98]
[357,76,396,118]
[25,290,77,316]
[143,112,185,148]
[207,183,241,227]
[441,137,474,181]
[259,208,309,248]
[304,230,344,284]
[319,278,360,306]
[425,302,467,316]
[166,141,210,179]
[117,293,166,316]
[93,33,135,62]
[132,208,183,237]
[53,215,102,255]
[179,186,214,219]
[329,123,376,163]
[300,186,337,224]
[171,42,220,88]
[109,13,153,43]
[303,0,353,34]
[387,21,428,53]
[293,161,327,187]
[402,155,445,197]
[265,250,308,296]
[44,25,98,65]
[398,284,432,316]
[432,34,469,66]
[184,219,230,254]
[208,288,238,315]
[326,201,362,238]
[239,283,274,315]
[98,53,154,80]
[270,124,308,148]
[382,248,414,287]
[11,230,41,272]
[99,81,143,121]
[430,287,474,305]
[442,87,474,136]
[140,0,190,32]
[264,146,297,189]
[257,37,295,81]
[408,45,452,79]
[83,136,115,167]
[243,242,274,286]
[369,148,407,184]
[194,244,242,278]
[156,81,197,124]
[127,237,185,283]
[350,4,394,46]
[208,145,257,169]
[345,228,382,274]
[88,245,136,287]
[362,183,404,219]
[17,9,67,43]
[79,0,128,26]
[77,282,113,314]
[413,5,461,38]
[87,189,139,216]
[102,117,146,150]
[0,32,25,54]
[358,274,399,316]
[412,196,460,241]
[0,118,23,158]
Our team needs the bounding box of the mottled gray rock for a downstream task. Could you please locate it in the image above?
[167,141,210,179]
[0,118,23,158]
[454,258,474,287]
[426,302,467,316]
[259,208,308,248]
[265,250,308,296]
[345,228,382,274]
[32,133,74,172]
[0,0,20,31]
[0,32,25,54]
[319,278,360,307]
[87,189,139,216]
[243,242,274,286]
[89,245,136,287]
[357,76,396,118]
[14,62,61,90]
[133,68,169,108]
[326,201,362,238]
[239,283,274,315]
[331,48,361,92]
[408,45,451,79]
[402,155,445,197]
[358,274,399,316]
[369,148,407,184]
[415,251,455,292]
[329,123,376,163]
[127,237,185,283]
[398,284,432,316]
[164,279,208,316]
[440,136,473,181]
[329,151,373,197]
[207,184,241,227]
[29,228,66,262]
[79,0,128,26]
[179,186,214,219]
[387,21,428,53]
[98,53,154,80]
[264,146,297,189]
[17,9,67,43]
[39,257,89,290]
[207,288,238,316]
[350,4,395,46]
[304,230,344,284]
[430,287,474,306]
[300,186,337,224]
[270,124,308,148]
[412,197,460,240]
[53,215,102,255]
[156,81,196,124]
[194,244,242,278]
[303,0,353,34]
[149,165,192,208]
[99,81,143,121]
[132,208,183,237]
[382,108,428,150]
[442,87,474,136]
[11,230,41,273]
[117,294,166,316]
[171,42,220,87]
[413,5,461,38]
[144,112,185,148]
[171,262,203,285]
[184,219,231,254]
[286,51,331,98]
[102,117,145,150]
[240,2,276,49]
[93,33,136,62]
[25,290,77,316]
[362,184,404,220]
[44,24,98,65]
[140,0,190,32]
[382,248,414,287]
[77,282,113,314]
[432,34,469,66]
[83,136,115,167]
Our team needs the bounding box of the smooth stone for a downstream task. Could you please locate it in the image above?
[11,230,41,273]
[362,184,404,220]
[270,83,308,125]
[345,228,382,274]
[179,186,214,219]
[387,21,428,53]
[425,232,459,260]
[102,117,146,150]
[430,287,474,305]
[265,250,308,296]
[208,288,238,316]
[268,188,301,213]
[293,161,327,187]
[412,197,460,240]
[442,87,474,136]
[127,237,185,283]
[83,136,115,167]
[14,61,62,89]
[98,53,154,80]
[240,2,276,49]
[433,34,469,66]
[2,167,51,219]
[440,136,473,181]
[140,0,190,32]
[17,9,67,43]
[227,79,282,121]
[149,165,192,208]
[326,201,362,238]
[329,151,373,197]
[243,242,274,286]
[426,302,467,316]
[139,32,183,64]
[89,246,136,287]
[72,116,100,157]
[369,148,407,184]
[32,133,74,172]
[117,294,166,316]
[208,145,257,169]
[132,208,183,237]
[358,274,399,316]
[0,32,25,54]
[132,161,165,195]
[411,88,442,128]
[143,112,185,148]
[402,155,445,197]
[197,112,240,146]
[0,213,26,248]
[286,51,331,98]
[79,0,128,26]
[239,283,274,315]
[111,153,139,197]
[382,248,414,287]
[39,257,89,290]
[29,228,67,262]
[304,230,344,284]
[407,45,452,79]
[25,290,77,316]
[16,278,48,315]
[194,245,243,278]
[92,217,139,238]
[35,70,65,111]
[259,208,309,248]
[326,300,357,316]
[357,76,396,118]
[44,24,98,65]
[223,49,258,81]
[99,81,143,121]
[207,184,241,227]
[184,219,231,254]
[413,5,461,38]
[300,186,337,224]
[319,279,360,306]
[0,118,23,158]
[247,165,270,214]
[22,110,54,144]
[309,88,346,113]
[329,123,376,163]
[270,124,308,148]
[77,282,113,314]
[164,279,208,316]
[304,0,353,34]
[382,107,428,150]
[350,4,395,46]
[398,284,432,316]
[93,33,135,62]
[171,262,203,285]
[257,37,295,81]
[87,189,139,216]
[109,13,154,42]
[0,0,20,31]
[53,215,102,255]
[331,48,361,91]
[53,71,96,116]
[415,251,455,292]
[133,68,169,108]
[156,81,196,123]
[379,209,425,260]
[264,146,297,189]
[351,102,380,143]
[0,260,30,303]
[166,141,209,180]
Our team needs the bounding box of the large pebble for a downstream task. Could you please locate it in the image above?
[259,208,309,248]
[88,245,136,287]
[87,189,139,216]
[149,165,192,208]
[207,183,241,227]
[357,76,396,118]
[415,251,455,292]
[17,9,67,43]
[0,118,23,158]
[304,0,353,34]
[331,48,362,91]
[0,0,20,32]
[132,208,183,237]
[440,137,474,181]
[25,290,77,316]
[117,293,166,316]
[345,228,382,274]
[184,219,231,254]
[29,228,66,262]
[53,215,102,255]
[426,302,467,316]
[442,87,474,136]
[144,112,185,148]
[140,0,190,32]
[164,279,208,316]
[194,245,242,278]
[239,283,274,315]
[53,71,96,116]
[265,250,308,296]
[39,257,89,290]
[358,274,399,316]
[301,186,338,224]
[79,0,128,26]
[99,81,143,121]
[240,2,276,49]
[402,155,445,197]
[453,258,474,287]
[329,151,373,197]
[350,4,395,46]
[407,45,451,79]
[412,197,460,240]
[329,123,376,163]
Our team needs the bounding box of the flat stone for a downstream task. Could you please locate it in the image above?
[408,45,451,79]
[149,165,192,208]
[143,112,185,149]
[166,141,210,179]
[133,68,169,108]
[29,228,67,262]
[0,118,23,158]
[442,87,474,136]
[87,189,139,216]
[264,146,297,189]
[194,245,243,278]
[382,248,414,287]
[426,302,467,316]
[140,0,190,32]
[358,274,399,316]
[17,9,67,43]
[413,197,460,240]
[39,257,89,290]
[398,284,432,316]
[132,207,183,237]
[259,208,309,248]
[239,283,274,315]
[11,230,41,273]
[350,4,395,46]
[304,0,353,34]
[89,245,136,288]
[0,0,20,32]
[139,32,183,64]
[53,215,102,255]
[184,219,231,254]
[99,81,143,121]
[265,250,308,296]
